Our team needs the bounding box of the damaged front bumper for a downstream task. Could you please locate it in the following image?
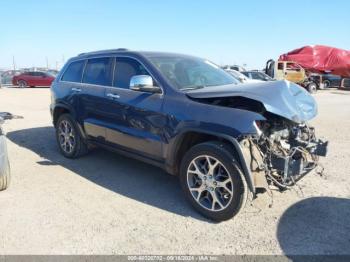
[239,130,328,192]
[270,139,328,183]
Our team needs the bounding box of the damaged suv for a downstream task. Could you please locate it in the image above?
[51,50,328,221]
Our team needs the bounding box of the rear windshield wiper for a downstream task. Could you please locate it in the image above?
[181,85,205,91]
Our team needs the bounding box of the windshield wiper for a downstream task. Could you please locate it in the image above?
[181,85,205,91]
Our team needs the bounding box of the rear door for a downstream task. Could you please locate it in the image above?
[102,57,164,160]
[59,59,86,125]
[30,72,45,86]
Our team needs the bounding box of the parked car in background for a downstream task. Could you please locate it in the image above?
[222,65,246,72]
[12,71,55,88]
[225,69,262,83]
[242,71,274,81]
[50,49,327,221]
[1,70,22,85]
[265,60,318,93]
[309,73,342,88]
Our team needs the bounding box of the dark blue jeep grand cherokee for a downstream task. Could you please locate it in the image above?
[50,49,327,221]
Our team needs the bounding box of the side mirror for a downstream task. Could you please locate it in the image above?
[130,75,161,93]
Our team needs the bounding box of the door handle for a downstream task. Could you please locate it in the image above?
[72,87,82,92]
[106,93,120,99]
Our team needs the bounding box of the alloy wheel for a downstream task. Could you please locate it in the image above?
[18,80,27,88]
[58,120,76,154]
[186,155,234,212]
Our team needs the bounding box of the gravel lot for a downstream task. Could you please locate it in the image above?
[0,87,349,255]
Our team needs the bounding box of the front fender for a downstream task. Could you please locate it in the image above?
[166,128,256,194]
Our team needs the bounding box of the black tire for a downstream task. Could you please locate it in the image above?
[55,114,88,158]
[0,160,10,191]
[179,141,248,222]
[323,80,331,89]
[17,80,27,88]
[307,83,317,94]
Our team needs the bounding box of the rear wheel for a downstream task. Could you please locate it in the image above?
[180,141,247,221]
[0,160,10,191]
[56,114,88,158]
[323,80,331,89]
[17,80,27,88]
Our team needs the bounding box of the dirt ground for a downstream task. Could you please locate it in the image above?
[0,87,349,255]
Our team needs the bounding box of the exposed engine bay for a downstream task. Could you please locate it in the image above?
[241,118,328,191]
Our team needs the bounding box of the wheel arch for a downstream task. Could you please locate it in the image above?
[17,79,27,85]
[52,104,73,127]
[169,129,255,193]
[52,104,88,141]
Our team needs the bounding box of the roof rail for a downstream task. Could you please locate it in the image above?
[78,48,129,56]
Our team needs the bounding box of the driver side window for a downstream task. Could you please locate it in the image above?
[113,57,151,89]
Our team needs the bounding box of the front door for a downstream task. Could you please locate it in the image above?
[102,57,164,160]
[275,62,286,80]
[284,62,305,83]
[32,72,46,86]
[79,57,114,141]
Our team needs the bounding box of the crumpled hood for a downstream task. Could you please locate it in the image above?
[186,80,317,123]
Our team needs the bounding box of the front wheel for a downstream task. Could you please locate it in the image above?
[307,82,317,93]
[180,141,247,221]
[17,80,27,88]
[55,114,88,158]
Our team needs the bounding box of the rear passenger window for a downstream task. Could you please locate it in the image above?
[83,57,113,86]
[61,60,85,83]
[114,57,150,89]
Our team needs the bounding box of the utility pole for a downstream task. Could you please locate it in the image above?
[46,57,49,69]
[12,56,16,70]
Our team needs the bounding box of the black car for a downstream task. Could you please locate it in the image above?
[50,49,327,221]
[242,71,274,81]
[309,74,342,88]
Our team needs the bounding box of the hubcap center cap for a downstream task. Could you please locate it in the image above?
[204,176,216,188]
[64,133,70,141]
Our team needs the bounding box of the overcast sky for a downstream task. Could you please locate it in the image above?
[1,0,349,70]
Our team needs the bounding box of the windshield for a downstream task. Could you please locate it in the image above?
[148,55,239,90]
